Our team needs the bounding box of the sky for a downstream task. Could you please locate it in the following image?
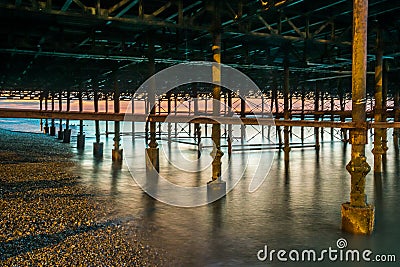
[0,97,359,115]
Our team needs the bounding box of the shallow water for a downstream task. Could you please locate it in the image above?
[1,118,400,266]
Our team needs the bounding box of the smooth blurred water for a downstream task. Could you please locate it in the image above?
[1,118,400,266]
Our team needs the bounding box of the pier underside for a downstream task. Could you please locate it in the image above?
[1,0,400,234]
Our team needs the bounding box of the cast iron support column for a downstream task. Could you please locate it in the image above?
[57,92,63,140]
[112,81,123,162]
[158,98,162,138]
[261,93,265,138]
[194,85,201,158]
[44,92,49,134]
[320,89,324,141]
[93,84,103,157]
[394,81,400,150]
[146,38,159,171]
[314,82,320,150]
[207,1,226,198]
[240,93,246,144]
[167,92,172,144]
[77,90,85,149]
[105,95,109,137]
[227,90,233,157]
[283,58,290,169]
[174,95,178,137]
[63,91,71,143]
[39,95,43,132]
[341,0,374,234]
[131,94,135,139]
[273,77,282,148]
[382,61,389,158]
[372,28,384,174]
[339,80,348,142]
[50,92,56,136]
[301,86,305,144]
[145,97,149,144]
[330,90,335,141]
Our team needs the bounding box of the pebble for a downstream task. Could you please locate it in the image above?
[0,129,172,266]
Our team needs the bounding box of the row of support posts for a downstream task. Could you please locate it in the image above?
[35,0,400,235]
[39,91,72,143]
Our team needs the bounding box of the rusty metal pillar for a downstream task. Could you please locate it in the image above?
[273,77,282,148]
[339,80,348,142]
[320,88,324,142]
[145,96,149,144]
[208,1,226,197]
[227,90,233,157]
[330,86,335,141]
[93,83,103,157]
[372,28,384,174]
[204,96,208,137]
[382,61,389,158]
[341,0,374,235]
[112,80,123,162]
[77,90,85,149]
[39,94,43,132]
[146,38,159,171]
[44,92,49,134]
[50,92,56,136]
[261,93,265,138]
[314,82,320,150]
[301,86,305,144]
[167,91,172,144]
[57,92,63,140]
[105,94,109,137]
[289,90,293,140]
[240,93,246,143]
[63,90,71,143]
[188,99,192,137]
[394,79,400,150]
[283,58,290,168]
[158,97,162,138]
[131,94,135,139]
[194,85,201,158]
[174,94,178,137]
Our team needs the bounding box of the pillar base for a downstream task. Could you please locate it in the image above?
[146,147,159,171]
[341,202,374,234]
[63,129,72,143]
[57,130,63,140]
[50,126,56,136]
[44,126,49,134]
[93,142,104,157]
[112,149,123,162]
[77,134,85,149]
[207,179,226,202]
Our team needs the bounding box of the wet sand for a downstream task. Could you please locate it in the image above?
[0,129,171,266]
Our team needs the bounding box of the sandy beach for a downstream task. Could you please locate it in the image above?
[0,129,171,266]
